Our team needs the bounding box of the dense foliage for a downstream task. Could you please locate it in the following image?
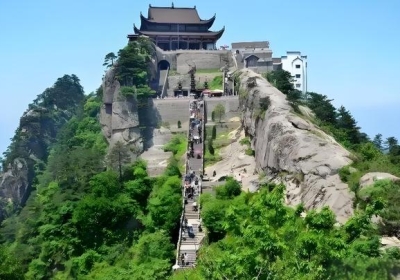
[173,183,400,279]
[0,89,182,279]
[111,37,156,98]
[0,75,85,221]
[1,45,399,279]
[265,69,400,239]
[1,75,85,170]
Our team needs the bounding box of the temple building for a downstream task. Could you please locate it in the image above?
[128,4,225,51]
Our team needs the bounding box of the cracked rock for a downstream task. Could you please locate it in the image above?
[239,69,354,224]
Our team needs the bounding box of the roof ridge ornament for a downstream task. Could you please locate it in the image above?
[172,2,174,8]
[149,4,151,7]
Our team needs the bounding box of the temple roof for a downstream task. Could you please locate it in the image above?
[133,25,225,40]
[231,41,270,49]
[144,5,215,24]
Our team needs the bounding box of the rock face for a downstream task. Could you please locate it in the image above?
[0,159,30,214]
[359,172,400,188]
[100,67,161,157]
[239,69,354,223]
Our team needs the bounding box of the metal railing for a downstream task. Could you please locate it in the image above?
[175,99,191,266]
[161,67,169,98]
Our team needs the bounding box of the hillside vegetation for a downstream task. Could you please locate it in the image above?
[263,70,400,236]
[0,40,400,279]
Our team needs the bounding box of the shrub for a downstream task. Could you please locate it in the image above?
[211,126,217,140]
[207,139,215,155]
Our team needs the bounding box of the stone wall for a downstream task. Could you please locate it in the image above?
[176,51,230,73]
[154,99,190,128]
[158,50,232,73]
[153,97,240,126]
[205,97,240,122]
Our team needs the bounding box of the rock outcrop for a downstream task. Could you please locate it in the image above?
[359,172,400,188]
[238,69,354,223]
[100,66,142,153]
[0,158,30,217]
[0,74,84,222]
[100,66,161,157]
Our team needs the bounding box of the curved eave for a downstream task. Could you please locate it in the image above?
[140,12,216,27]
[200,14,216,29]
[134,24,142,35]
[140,13,148,28]
[214,26,225,40]
[132,25,225,40]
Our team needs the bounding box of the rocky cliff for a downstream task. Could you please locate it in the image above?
[238,69,354,223]
[0,75,84,222]
[100,66,161,156]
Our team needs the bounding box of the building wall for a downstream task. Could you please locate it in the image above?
[173,50,231,73]
[281,51,307,93]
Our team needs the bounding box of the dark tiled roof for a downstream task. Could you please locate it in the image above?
[231,41,270,49]
[132,28,224,39]
[273,58,282,63]
[147,6,203,24]
[244,54,272,61]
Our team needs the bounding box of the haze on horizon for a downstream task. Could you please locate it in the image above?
[0,0,399,156]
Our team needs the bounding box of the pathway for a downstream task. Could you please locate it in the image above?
[174,98,206,269]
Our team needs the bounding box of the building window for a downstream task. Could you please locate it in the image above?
[296,74,301,78]
[296,84,301,88]
[295,64,301,68]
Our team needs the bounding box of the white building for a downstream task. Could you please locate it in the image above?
[274,51,308,93]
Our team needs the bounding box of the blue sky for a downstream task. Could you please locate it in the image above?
[0,0,399,156]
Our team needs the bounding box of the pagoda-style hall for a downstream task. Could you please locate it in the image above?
[128,4,225,51]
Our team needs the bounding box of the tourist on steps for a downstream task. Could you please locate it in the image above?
[180,253,185,266]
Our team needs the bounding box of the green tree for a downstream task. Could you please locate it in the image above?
[211,125,217,140]
[213,104,225,123]
[115,38,153,86]
[146,176,182,233]
[305,92,337,125]
[0,245,24,279]
[337,105,361,144]
[207,139,214,155]
[215,177,241,199]
[107,141,131,183]
[103,52,117,68]
[385,136,398,153]
[372,133,384,151]
[264,70,294,95]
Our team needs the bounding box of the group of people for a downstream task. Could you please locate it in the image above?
[175,98,205,270]
[183,172,201,204]
[187,100,203,159]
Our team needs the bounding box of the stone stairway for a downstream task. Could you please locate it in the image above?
[175,99,205,270]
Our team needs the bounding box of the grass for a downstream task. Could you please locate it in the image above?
[209,75,223,90]
[203,124,241,167]
[204,149,222,167]
[196,68,221,74]
[163,133,187,171]
[239,136,255,157]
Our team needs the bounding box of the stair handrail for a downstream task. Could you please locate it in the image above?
[161,67,169,98]
[175,99,191,266]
